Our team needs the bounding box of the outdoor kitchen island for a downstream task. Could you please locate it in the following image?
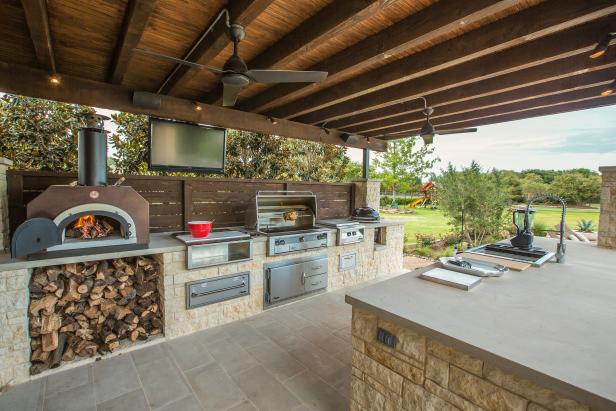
[346,237,616,411]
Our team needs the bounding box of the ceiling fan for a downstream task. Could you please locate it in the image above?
[417,105,477,144]
[134,24,328,107]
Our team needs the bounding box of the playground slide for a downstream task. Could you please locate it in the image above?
[410,197,424,207]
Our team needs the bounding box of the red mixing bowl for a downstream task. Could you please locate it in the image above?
[188,221,212,238]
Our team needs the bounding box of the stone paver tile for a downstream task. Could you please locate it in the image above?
[97,389,149,411]
[45,383,96,411]
[224,322,269,349]
[46,364,91,395]
[284,370,348,411]
[164,334,214,371]
[154,394,203,411]
[206,337,259,376]
[131,343,166,367]
[135,356,191,409]
[244,340,305,381]
[0,378,45,411]
[185,362,244,411]
[233,365,301,411]
[92,354,141,404]
[228,399,259,411]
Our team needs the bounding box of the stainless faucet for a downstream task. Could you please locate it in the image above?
[527,194,567,263]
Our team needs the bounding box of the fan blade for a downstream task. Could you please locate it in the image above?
[437,128,478,135]
[245,70,328,84]
[133,48,223,75]
[222,84,243,107]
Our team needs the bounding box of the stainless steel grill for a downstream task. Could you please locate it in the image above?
[245,191,330,256]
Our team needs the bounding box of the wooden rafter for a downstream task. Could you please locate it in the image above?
[20,0,55,72]
[268,0,616,121]
[349,62,616,134]
[328,51,616,130]
[0,61,386,152]
[368,84,614,138]
[202,0,394,104]
[238,0,521,113]
[290,15,616,125]
[381,95,616,140]
[158,0,273,95]
[108,0,157,84]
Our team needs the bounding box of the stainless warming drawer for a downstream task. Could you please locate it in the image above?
[186,272,250,309]
[264,255,328,306]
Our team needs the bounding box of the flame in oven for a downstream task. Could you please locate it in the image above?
[72,215,113,239]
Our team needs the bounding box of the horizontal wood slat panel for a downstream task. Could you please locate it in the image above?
[7,171,354,234]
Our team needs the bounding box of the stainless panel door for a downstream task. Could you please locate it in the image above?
[267,262,305,303]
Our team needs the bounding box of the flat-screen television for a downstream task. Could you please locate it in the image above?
[149,117,226,173]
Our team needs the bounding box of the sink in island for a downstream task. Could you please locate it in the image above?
[346,237,616,411]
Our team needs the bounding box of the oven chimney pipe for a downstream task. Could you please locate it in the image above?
[78,114,109,186]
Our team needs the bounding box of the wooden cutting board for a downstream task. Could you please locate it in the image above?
[459,252,531,271]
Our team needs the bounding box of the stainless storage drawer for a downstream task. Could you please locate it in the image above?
[304,273,327,292]
[186,272,250,309]
[340,252,357,271]
[304,260,327,276]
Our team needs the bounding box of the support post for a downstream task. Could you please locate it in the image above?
[362,148,370,179]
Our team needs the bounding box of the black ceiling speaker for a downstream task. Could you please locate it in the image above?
[134,24,328,107]
[133,91,161,110]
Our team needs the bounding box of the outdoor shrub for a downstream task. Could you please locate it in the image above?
[440,232,461,247]
[415,233,436,247]
[435,162,509,246]
[532,221,549,237]
[576,219,595,233]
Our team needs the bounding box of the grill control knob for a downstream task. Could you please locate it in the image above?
[299,236,305,242]
[347,232,352,236]
[275,239,285,246]
[352,231,356,235]
[317,233,327,240]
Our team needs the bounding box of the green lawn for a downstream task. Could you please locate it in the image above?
[382,206,599,245]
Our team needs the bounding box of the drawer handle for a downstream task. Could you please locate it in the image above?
[343,256,354,260]
[191,281,246,298]
[310,281,320,286]
[301,272,306,285]
[311,266,322,270]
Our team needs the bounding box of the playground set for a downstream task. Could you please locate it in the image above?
[410,181,435,207]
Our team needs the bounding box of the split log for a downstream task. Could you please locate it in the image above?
[50,333,67,369]
[42,331,59,352]
[29,295,58,316]
[40,313,62,334]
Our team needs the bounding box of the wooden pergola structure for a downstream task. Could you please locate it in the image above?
[1,0,616,153]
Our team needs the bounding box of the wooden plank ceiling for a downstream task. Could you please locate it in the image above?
[0,0,615,148]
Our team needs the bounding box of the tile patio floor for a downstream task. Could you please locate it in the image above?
[0,273,406,411]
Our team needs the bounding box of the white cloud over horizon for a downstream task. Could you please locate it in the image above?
[347,105,616,173]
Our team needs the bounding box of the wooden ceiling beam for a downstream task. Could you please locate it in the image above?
[238,0,521,113]
[380,95,616,139]
[202,0,394,104]
[20,0,55,72]
[0,61,385,152]
[366,84,614,138]
[271,0,616,121]
[158,0,273,95]
[108,0,157,84]
[328,51,616,130]
[291,15,616,125]
[350,65,616,135]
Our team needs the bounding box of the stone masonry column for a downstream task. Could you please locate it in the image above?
[598,166,616,249]
[353,179,381,210]
[0,157,12,253]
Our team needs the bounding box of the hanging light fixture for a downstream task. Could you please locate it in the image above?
[590,33,615,59]
[48,73,61,85]
[601,79,616,96]
[419,105,435,145]
[267,116,278,125]
[192,102,203,111]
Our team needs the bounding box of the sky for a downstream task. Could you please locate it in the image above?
[346,105,616,173]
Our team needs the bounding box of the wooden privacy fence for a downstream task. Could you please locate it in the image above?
[7,171,355,234]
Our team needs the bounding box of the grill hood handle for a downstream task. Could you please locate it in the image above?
[11,217,61,258]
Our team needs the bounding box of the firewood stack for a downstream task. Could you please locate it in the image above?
[28,256,162,375]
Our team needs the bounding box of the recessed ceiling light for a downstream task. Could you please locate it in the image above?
[601,79,615,96]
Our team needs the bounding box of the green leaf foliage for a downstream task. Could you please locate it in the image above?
[0,94,94,170]
[435,161,509,246]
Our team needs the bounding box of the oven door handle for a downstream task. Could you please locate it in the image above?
[191,281,246,298]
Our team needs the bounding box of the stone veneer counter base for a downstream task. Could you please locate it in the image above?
[346,237,616,411]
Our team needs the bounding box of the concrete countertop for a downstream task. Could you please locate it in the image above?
[0,219,405,271]
[346,237,616,411]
